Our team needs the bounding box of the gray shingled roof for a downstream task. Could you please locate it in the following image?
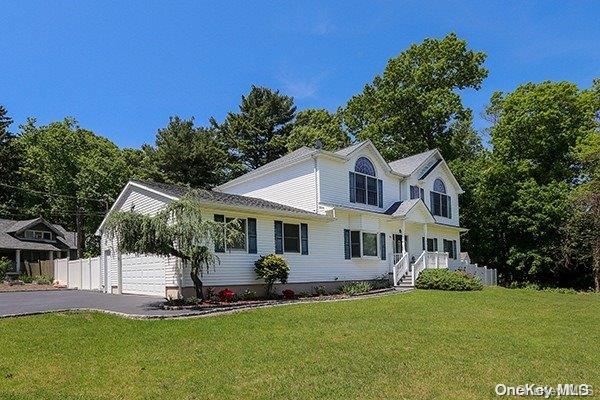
[0,218,77,251]
[334,141,364,157]
[217,146,317,188]
[384,199,421,215]
[132,180,320,216]
[388,149,438,176]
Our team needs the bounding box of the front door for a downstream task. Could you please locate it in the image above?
[393,234,409,254]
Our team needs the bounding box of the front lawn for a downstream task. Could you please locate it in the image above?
[1,288,598,399]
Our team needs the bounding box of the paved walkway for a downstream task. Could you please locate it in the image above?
[0,288,409,319]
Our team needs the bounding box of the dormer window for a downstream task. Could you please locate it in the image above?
[430,178,451,218]
[349,157,383,207]
[24,230,52,241]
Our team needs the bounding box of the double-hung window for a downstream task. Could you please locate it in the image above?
[283,223,300,253]
[348,230,378,258]
[443,239,457,259]
[430,179,451,218]
[410,185,425,201]
[349,157,383,207]
[214,215,248,252]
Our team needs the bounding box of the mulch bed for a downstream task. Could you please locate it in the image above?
[162,287,397,311]
[0,283,68,293]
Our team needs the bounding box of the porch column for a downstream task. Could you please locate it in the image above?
[48,251,54,262]
[423,224,428,251]
[401,220,407,254]
[15,249,21,273]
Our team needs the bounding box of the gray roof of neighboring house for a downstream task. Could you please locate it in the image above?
[132,180,320,216]
[217,146,317,188]
[388,149,438,176]
[0,218,77,251]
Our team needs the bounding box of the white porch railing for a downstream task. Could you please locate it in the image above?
[392,252,410,286]
[413,251,450,285]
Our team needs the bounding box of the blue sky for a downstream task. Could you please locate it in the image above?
[2,1,599,148]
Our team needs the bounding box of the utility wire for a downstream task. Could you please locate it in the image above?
[0,182,111,204]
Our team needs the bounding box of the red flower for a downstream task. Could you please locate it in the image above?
[218,289,236,302]
[282,289,295,299]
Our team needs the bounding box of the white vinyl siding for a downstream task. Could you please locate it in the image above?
[218,158,318,212]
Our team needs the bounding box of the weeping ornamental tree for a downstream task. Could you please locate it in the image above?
[103,192,241,300]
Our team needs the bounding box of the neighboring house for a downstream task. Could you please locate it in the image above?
[0,217,78,273]
[97,140,467,297]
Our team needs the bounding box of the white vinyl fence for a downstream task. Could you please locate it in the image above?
[54,257,102,290]
[449,262,498,286]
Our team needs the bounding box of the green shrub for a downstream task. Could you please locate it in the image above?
[0,257,11,280]
[19,274,34,283]
[312,285,328,296]
[340,281,373,295]
[33,275,53,285]
[254,254,289,297]
[372,273,391,289]
[239,289,258,301]
[415,269,483,291]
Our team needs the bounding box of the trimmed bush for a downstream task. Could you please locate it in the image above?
[340,281,373,295]
[0,257,11,281]
[282,289,295,299]
[415,269,483,291]
[254,254,289,297]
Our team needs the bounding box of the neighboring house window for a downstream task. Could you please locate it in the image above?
[443,239,457,259]
[283,223,300,253]
[422,237,438,252]
[24,230,52,241]
[430,178,451,218]
[349,157,383,207]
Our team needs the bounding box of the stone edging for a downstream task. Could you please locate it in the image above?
[0,288,413,320]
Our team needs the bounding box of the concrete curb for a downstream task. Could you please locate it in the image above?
[0,288,414,320]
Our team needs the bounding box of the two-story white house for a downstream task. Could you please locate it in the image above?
[96,140,467,297]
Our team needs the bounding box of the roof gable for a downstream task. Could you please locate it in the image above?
[389,149,438,176]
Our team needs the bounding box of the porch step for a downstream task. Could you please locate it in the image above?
[396,272,414,288]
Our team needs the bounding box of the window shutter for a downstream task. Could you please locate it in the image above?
[247,218,257,254]
[434,238,438,251]
[349,172,356,203]
[274,221,283,254]
[452,240,457,260]
[420,188,424,201]
[213,214,225,252]
[300,223,308,255]
[430,192,434,212]
[448,196,452,219]
[343,229,351,259]
[377,179,383,208]
[380,232,386,260]
[422,236,425,251]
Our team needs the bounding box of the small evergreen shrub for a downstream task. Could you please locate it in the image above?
[0,257,11,280]
[254,254,289,297]
[239,289,258,301]
[312,285,328,296]
[340,281,373,295]
[372,273,392,289]
[415,269,483,291]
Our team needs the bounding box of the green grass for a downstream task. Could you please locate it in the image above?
[1,288,599,399]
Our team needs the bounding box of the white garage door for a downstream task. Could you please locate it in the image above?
[121,254,166,296]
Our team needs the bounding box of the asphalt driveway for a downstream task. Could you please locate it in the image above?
[0,290,199,318]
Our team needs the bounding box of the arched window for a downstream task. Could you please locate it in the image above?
[355,157,376,176]
[433,178,446,194]
[430,178,451,218]
[349,157,381,207]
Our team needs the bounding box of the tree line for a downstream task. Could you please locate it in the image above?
[1,33,598,289]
